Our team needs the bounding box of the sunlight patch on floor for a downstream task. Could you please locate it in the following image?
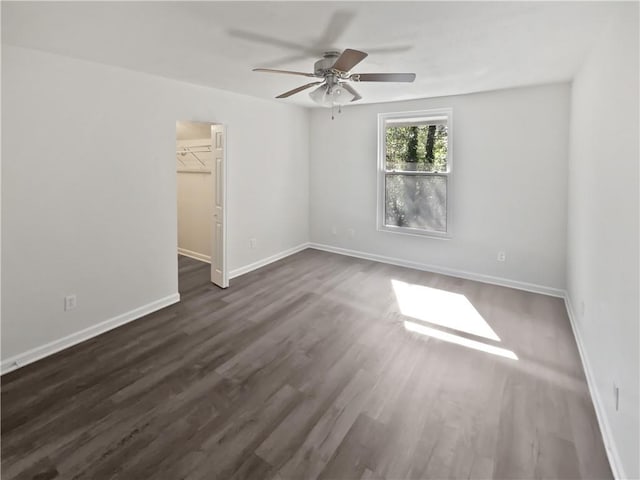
[403,320,518,360]
[391,279,501,341]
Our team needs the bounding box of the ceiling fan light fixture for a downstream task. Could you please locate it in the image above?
[309,83,355,107]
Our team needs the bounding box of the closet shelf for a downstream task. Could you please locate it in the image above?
[177,169,211,174]
[176,144,212,167]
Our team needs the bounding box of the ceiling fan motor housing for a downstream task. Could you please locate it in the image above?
[314,51,341,76]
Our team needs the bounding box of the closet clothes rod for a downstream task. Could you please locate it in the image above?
[176,145,211,153]
[176,148,211,153]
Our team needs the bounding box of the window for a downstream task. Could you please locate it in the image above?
[377,109,452,238]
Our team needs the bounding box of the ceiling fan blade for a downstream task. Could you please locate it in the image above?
[331,48,368,72]
[366,45,413,55]
[229,29,317,55]
[276,81,324,98]
[253,68,317,78]
[318,10,356,48]
[352,73,416,82]
[256,53,315,69]
[341,83,362,102]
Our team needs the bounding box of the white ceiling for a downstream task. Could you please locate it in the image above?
[1,1,620,108]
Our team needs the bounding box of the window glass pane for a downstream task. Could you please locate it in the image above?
[385,175,447,232]
[385,124,448,172]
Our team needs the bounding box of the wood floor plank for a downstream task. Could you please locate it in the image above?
[317,413,385,480]
[534,433,582,480]
[229,453,277,480]
[276,368,375,480]
[0,251,612,479]
[493,371,539,479]
[255,334,368,468]
[184,384,301,480]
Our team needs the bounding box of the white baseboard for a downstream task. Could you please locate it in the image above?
[308,243,565,297]
[178,248,211,264]
[0,293,180,375]
[564,294,625,479]
[229,243,310,279]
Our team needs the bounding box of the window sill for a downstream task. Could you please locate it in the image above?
[378,224,452,240]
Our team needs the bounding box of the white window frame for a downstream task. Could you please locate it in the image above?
[377,108,453,239]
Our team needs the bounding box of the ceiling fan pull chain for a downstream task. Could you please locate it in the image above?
[331,104,335,120]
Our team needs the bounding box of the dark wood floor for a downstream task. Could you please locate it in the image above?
[1,250,611,479]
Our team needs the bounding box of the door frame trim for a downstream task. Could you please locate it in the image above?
[217,123,229,288]
[176,120,229,288]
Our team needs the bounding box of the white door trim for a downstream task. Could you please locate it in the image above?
[213,124,229,288]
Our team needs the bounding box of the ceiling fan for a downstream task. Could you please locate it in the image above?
[253,49,416,108]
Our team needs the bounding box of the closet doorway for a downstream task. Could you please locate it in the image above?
[176,120,228,288]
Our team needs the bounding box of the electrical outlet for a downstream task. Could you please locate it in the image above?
[347,228,355,238]
[580,301,585,317]
[64,295,77,311]
[331,226,338,236]
[614,383,620,411]
[497,251,506,262]
[249,238,257,249]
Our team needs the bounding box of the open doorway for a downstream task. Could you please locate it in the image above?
[176,120,228,289]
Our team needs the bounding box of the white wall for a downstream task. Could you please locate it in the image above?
[176,121,211,141]
[310,84,570,293]
[177,170,213,260]
[177,170,213,259]
[1,45,309,364]
[177,169,213,261]
[567,4,639,478]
